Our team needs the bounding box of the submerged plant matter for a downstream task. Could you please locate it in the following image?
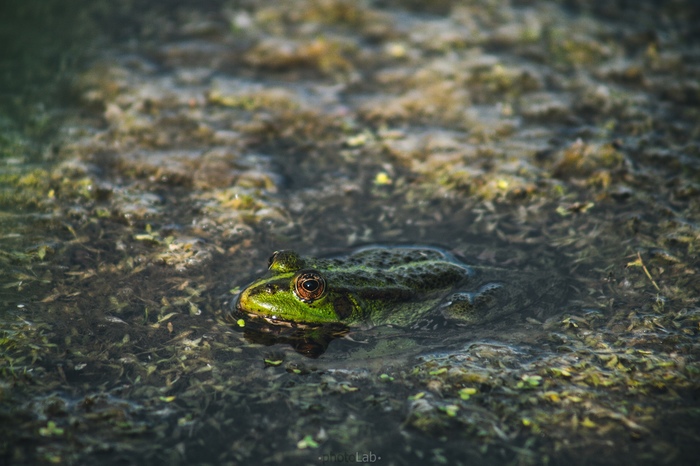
[1,0,698,465]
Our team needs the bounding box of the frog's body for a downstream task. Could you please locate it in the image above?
[235,246,546,328]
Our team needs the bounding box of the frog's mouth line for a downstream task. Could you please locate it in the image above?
[259,315,312,329]
[234,296,326,330]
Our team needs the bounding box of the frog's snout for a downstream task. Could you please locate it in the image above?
[239,282,276,305]
[235,285,252,311]
[237,279,286,314]
[233,288,245,311]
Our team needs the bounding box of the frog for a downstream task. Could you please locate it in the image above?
[234,246,560,329]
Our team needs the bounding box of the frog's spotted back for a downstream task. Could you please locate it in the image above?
[347,247,450,269]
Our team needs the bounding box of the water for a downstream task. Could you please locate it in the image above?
[1,1,699,465]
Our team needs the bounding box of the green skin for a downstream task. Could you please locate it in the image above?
[236,247,541,328]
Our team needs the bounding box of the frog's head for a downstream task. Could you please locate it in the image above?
[237,250,357,324]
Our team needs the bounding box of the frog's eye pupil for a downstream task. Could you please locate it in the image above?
[303,280,319,292]
[294,270,326,302]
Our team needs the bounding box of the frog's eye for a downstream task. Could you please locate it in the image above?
[267,251,280,269]
[293,270,326,303]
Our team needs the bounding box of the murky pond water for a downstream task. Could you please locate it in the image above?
[2,1,699,465]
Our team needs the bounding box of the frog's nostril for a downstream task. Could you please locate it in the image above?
[264,283,277,294]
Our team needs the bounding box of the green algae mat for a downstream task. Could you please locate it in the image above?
[1,1,699,465]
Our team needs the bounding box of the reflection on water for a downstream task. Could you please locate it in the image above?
[228,307,349,358]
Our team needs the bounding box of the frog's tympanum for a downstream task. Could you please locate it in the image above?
[234,246,556,332]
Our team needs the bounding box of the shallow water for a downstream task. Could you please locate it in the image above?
[1,1,699,465]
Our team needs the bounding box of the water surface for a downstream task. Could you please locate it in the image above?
[1,1,699,465]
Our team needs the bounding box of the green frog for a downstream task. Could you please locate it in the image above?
[235,246,558,329]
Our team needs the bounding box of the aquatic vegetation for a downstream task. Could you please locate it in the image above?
[1,0,699,465]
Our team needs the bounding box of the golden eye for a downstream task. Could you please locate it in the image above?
[294,270,326,303]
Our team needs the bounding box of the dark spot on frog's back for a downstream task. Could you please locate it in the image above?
[333,296,354,319]
[358,287,415,302]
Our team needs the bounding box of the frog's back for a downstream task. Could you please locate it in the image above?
[314,247,473,326]
[312,247,470,287]
[347,247,449,268]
